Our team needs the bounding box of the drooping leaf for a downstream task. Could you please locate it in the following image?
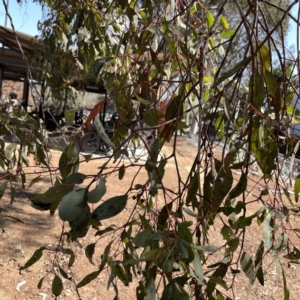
[192,249,204,284]
[258,42,271,72]
[65,108,80,125]
[59,143,77,179]
[115,264,131,286]
[145,277,156,300]
[92,195,128,221]
[182,207,198,218]
[177,221,193,244]
[213,57,251,87]
[228,172,247,199]
[211,163,233,212]
[276,258,289,300]
[19,247,47,271]
[206,11,215,29]
[251,126,277,177]
[95,225,116,237]
[88,176,106,203]
[52,275,63,296]
[77,270,101,288]
[206,264,228,296]
[136,96,150,105]
[294,174,300,202]
[220,16,229,29]
[133,229,154,248]
[264,69,278,98]
[59,266,71,280]
[227,237,239,252]
[119,164,125,180]
[215,115,225,139]
[220,29,235,38]
[236,216,253,228]
[5,143,17,161]
[146,25,164,37]
[59,188,88,222]
[251,69,265,112]
[94,115,117,151]
[177,241,194,263]
[191,245,219,252]
[28,175,41,189]
[0,181,8,200]
[32,184,73,204]
[157,202,172,229]
[65,172,86,185]
[165,0,175,21]
[255,241,264,286]
[143,108,164,127]
[37,276,46,289]
[69,205,91,240]
[85,243,96,265]
[240,252,255,282]
[186,172,199,209]
[99,241,113,271]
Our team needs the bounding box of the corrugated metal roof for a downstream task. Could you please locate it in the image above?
[0,26,42,79]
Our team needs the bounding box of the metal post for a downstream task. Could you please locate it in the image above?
[0,66,3,91]
[22,77,29,112]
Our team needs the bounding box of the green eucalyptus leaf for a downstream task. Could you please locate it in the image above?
[69,205,91,240]
[295,174,300,202]
[240,252,255,282]
[206,11,215,29]
[32,184,73,204]
[255,241,264,286]
[177,241,194,263]
[100,241,113,272]
[119,164,125,180]
[133,229,154,247]
[77,270,101,289]
[220,29,235,38]
[0,181,8,200]
[85,243,96,265]
[143,108,164,127]
[192,249,204,284]
[211,163,233,212]
[88,176,106,203]
[52,275,63,296]
[177,221,193,244]
[228,172,247,199]
[59,188,88,222]
[265,69,278,97]
[213,57,251,87]
[236,216,253,228]
[19,247,47,271]
[220,16,229,29]
[95,225,116,237]
[258,42,271,72]
[5,143,17,161]
[251,69,265,112]
[65,108,80,125]
[94,116,117,151]
[92,195,128,221]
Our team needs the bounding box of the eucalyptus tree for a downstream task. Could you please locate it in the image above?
[2,0,300,299]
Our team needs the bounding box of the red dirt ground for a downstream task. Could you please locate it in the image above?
[0,136,299,300]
